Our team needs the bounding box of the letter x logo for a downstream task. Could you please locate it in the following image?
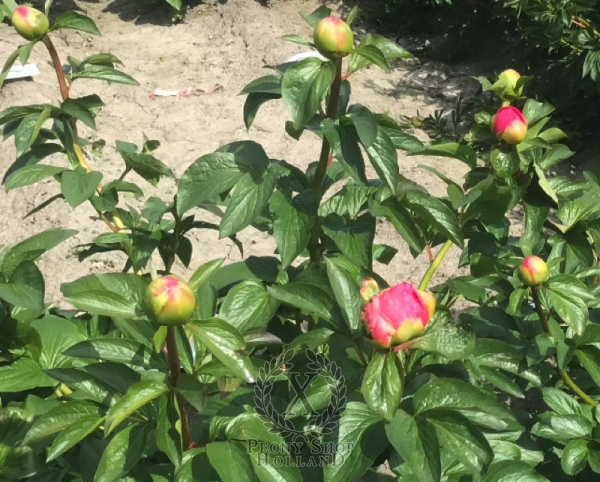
[286,370,319,417]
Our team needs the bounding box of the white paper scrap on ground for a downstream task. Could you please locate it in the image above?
[6,63,40,80]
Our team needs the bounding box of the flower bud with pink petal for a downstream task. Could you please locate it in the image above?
[492,106,528,145]
[145,275,196,326]
[362,282,436,347]
[518,256,549,287]
[313,17,354,61]
[12,6,50,41]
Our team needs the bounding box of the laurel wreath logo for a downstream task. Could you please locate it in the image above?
[254,349,347,440]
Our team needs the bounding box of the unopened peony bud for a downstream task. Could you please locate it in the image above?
[362,282,436,347]
[492,106,528,144]
[11,6,50,41]
[499,69,521,91]
[313,17,353,61]
[145,275,196,326]
[518,256,549,287]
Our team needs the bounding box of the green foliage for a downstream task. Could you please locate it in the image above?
[3,3,600,481]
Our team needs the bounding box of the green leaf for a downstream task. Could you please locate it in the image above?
[0,49,19,89]
[325,258,361,333]
[187,319,255,382]
[300,5,332,28]
[542,388,583,416]
[413,378,519,430]
[386,410,441,482]
[60,97,101,130]
[361,352,402,421]
[94,423,150,482]
[490,149,519,178]
[51,11,100,34]
[61,273,147,318]
[352,44,390,72]
[60,170,103,208]
[482,460,548,482]
[188,258,224,292]
[156,395,182,466]
[426,408,493,474]
[348,34,412,74]
[4,164,67,191]
[105,380,169,434]
[72,65,138,85]
[523,99,555,126]
[0,228,76,278]
[0,281,43,310]
[25,401,103,444]
[270,190,317,267]
[206,441,257,482]
[243,93,280,129]
[365,126,399,190]
[268,283,332,321]
[0,357,55,392]
[282,58,336,129]
[531,414,592,440]
[401,190,463,247]
[118,151,173,187]
[562,439,588,475]
[219,281,277,332]
[47,413,104,462]
[322,213,375,269]
[177,141,269,216]
[31,315,86,369]
[411,325,476,360]
[15,109,51,156]
[220,166,278,238]
[323,402,388,482]
[64,338,167,370]
[369,198,424,253]
[415,143,477,169]
[544,286,588,336]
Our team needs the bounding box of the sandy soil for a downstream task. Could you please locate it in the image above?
[0,0,477,306]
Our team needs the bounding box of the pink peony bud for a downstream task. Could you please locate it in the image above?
[492,106,528,144]
[313,17,354,61]
[518,256,549,287]
[145,275,196,326]
[362,282,436,347]
[11,6,50,41]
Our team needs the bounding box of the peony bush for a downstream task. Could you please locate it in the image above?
[1,3,600,481]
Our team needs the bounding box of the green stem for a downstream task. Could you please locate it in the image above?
[418,239,453,291]
[166,326,192,448]
[531,286,598,407]
[308,60,343,262]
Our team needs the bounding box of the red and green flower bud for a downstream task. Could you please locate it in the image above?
[145,275,196,326]
[492,106,528,144]
[518,256,549,287]
[11,6,50,41]
[361,282,436,347]
[313,17,353,61]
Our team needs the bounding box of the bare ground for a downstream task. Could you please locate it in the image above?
[0,0,478,306]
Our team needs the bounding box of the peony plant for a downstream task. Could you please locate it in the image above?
[1,3,600,482]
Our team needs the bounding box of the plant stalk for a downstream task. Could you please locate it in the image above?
[166,326,192,449]
[308,60,343,262]
[418,239,453,291]
[531,286,598,406]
